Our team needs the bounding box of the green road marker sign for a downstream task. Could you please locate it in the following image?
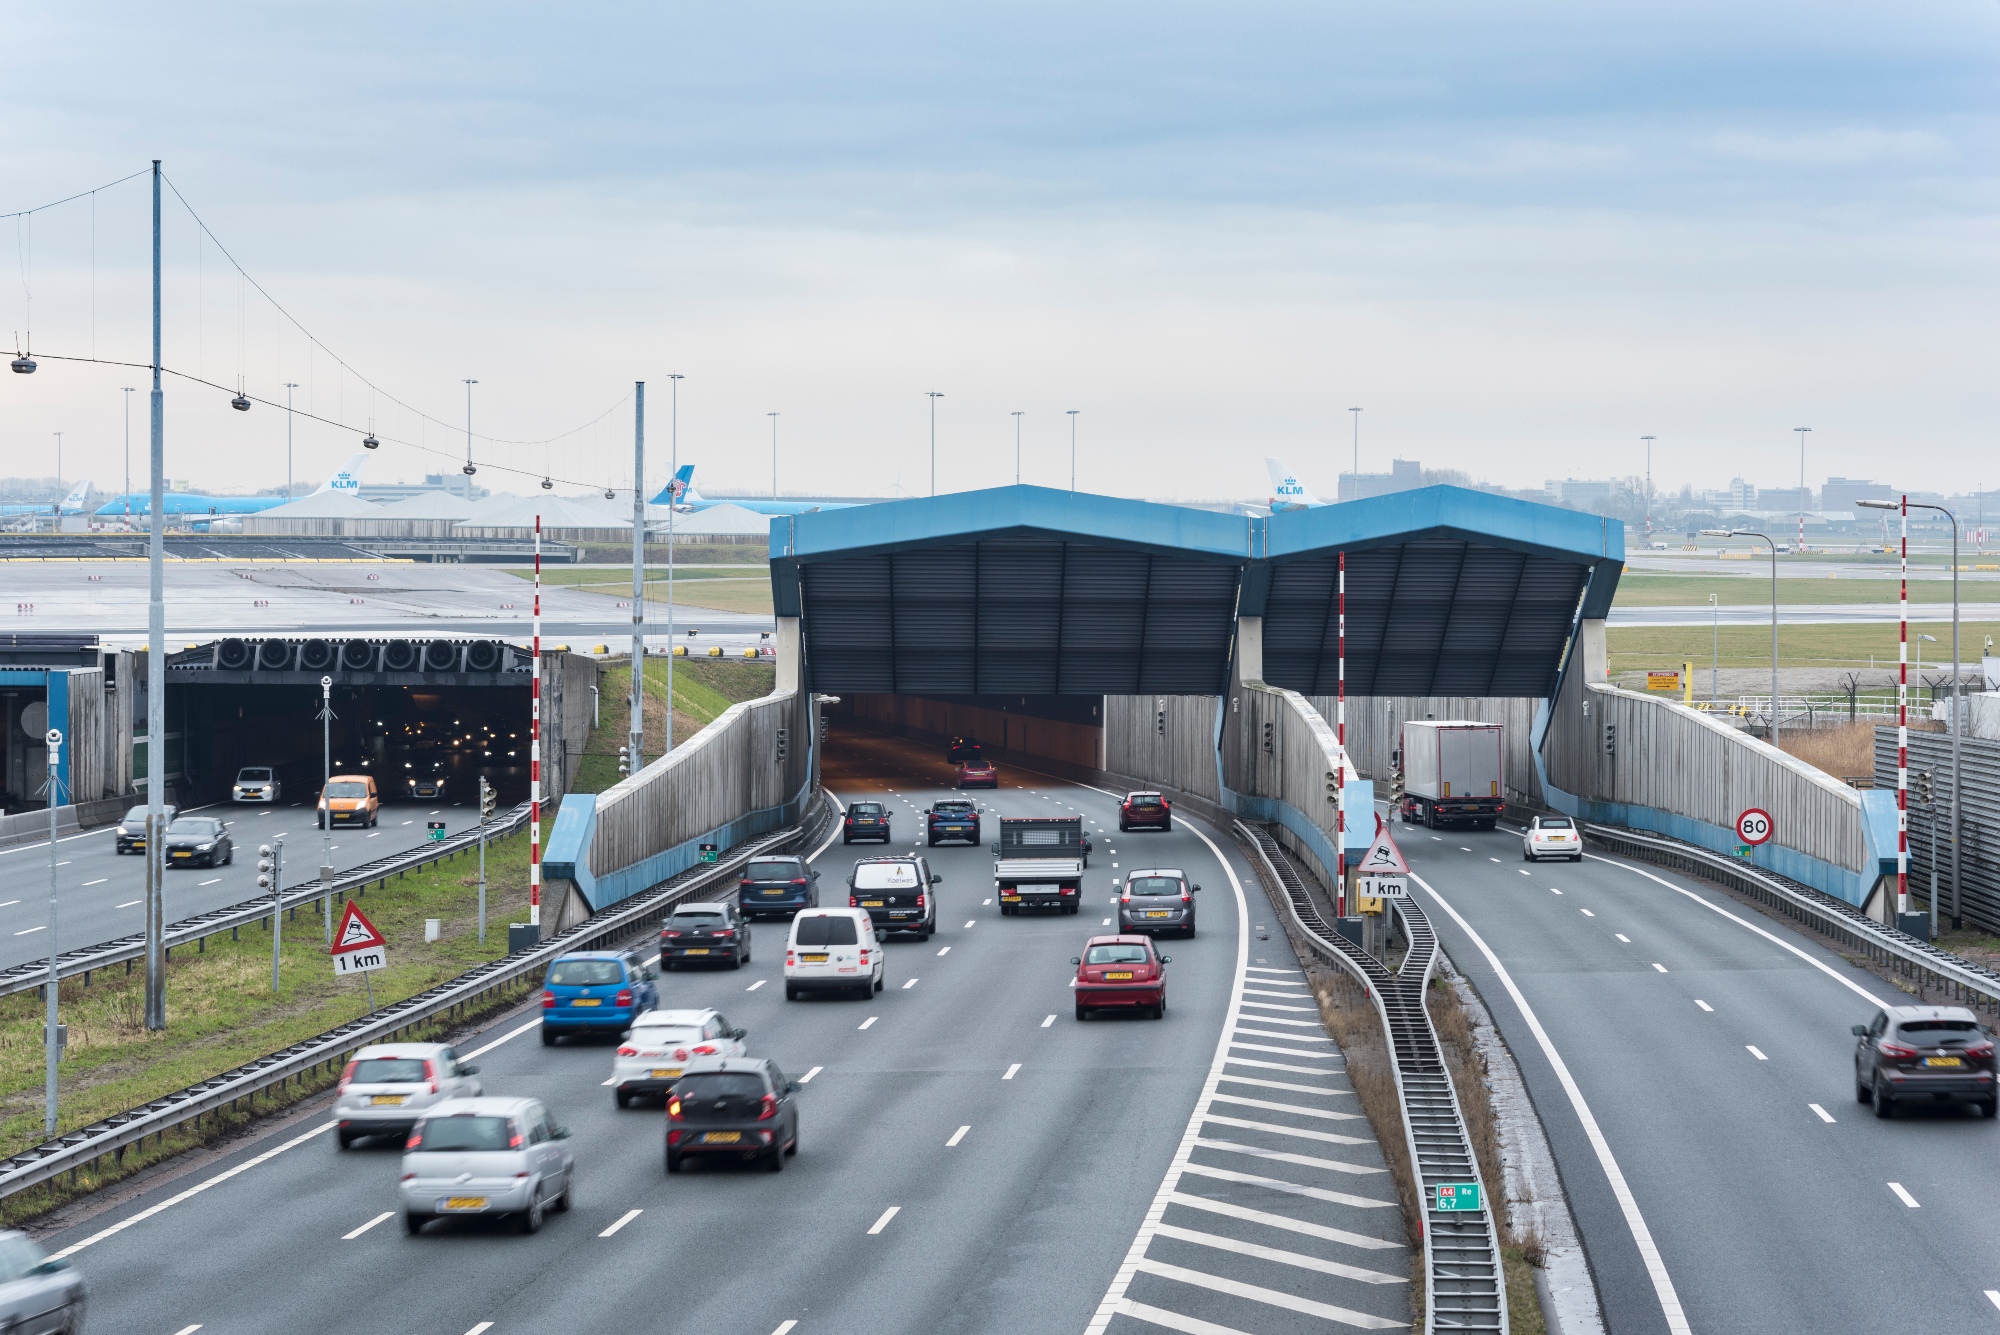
[1435,1182,1482,1212]
[699,842,719,864]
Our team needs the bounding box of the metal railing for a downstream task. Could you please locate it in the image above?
[1238,820,1506,1335]
[0,803,536,1003]
[0,791,839,1205]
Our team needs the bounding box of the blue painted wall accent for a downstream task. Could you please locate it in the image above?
[543,793,598,904]
[0,669,67,804]
[573,780,815,912]
[1226,779,1376,866]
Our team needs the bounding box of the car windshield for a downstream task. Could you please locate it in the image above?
[850,804,883,816]
[122,807,148,823]
[351,1056,428,1084]
[0,1236,47,1284]
[415,1115,513,1152]
[1127,877,1184,897]
[1128,795,1162,807]
[676,1073,766,1099]
[1538,818,1574,830]
[1899,1020,1979,1035]
[631,1026,702,1046]
[748,861,800,880]
[167,818,218,836]
[238,768,273,782]
[793,915,860,946]
[933,803,973,814]
[324,782,368,799]
[963,758,992,769]
[547,959,623,986]
[1087,944,1152,965]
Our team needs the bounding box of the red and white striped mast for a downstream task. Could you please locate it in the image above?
[1336,550,1347,918]
[530,512,543,932]
[1896,495,1908,920]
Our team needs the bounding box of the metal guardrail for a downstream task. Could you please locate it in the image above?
[0,790,839,1205]
[1584,823,2000,1015]
[0,803,535,1002]
[1237,820,1507,1335]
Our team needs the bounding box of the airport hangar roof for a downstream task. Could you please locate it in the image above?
[771,484,1622,698]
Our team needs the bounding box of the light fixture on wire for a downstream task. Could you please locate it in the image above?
[604,487,615,500]
[541,477,554,490]
[230,377,251,411]
[9,352,33,375]
[362,433,380,450]
[462,463,477,476]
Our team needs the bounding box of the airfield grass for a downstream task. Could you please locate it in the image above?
[1612,573,1979,607]
[1607,621,2000,677]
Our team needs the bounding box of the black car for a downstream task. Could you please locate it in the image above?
[163,816,233,868]
[406,769,448,800]
[114,803,179,854]
[946,736,984,765]
[739,855,819,918]
[926,800,982,846]
[666,1058,801,1173]
[843,801,892,844]
[661,901,752,969]
[1853,1005,1997,1118]
[848,855,941,938]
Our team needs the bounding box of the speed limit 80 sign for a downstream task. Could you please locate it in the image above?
[1736,808,1774,846]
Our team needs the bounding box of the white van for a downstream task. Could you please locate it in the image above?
[784,909,884,1000]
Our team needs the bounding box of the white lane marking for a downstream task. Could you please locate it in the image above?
[1549,887,1564,895]
[1984,1290,2000,1312]
[1103,918,1113,926]
[14,926,44,935]
[464,1325,494,1335]
[1165,1190,1401,1253]
[1489,857,1500,863]
[200,877,221,886]
[0,900,18,908]
[55,861,70,867]
[1109,1298,1248,1334]
[1614,933,1630,942]
[171,1327,203,1335]
[867,1205,900,1234]
[82,878,107,886]
[1889,1182,1920,1208]
[1225,1055,1335,1076]
[1651,962,1668,973]
[115,900,141,908]
[1695,1000,1713,1012]
[1809,1103,1835,1123]
[1201,1112,1370,1147]
[1193,1136,1385,1178]
[1233,1026,1334,1043]
[771,1323,800,1335]
[1152,1221,1406,1285]
[1417,873,1692,1334]
[902,978,918,989]
[464,1018,542,1059]
[1519,869,1531,876]
[798,1066,822,1083]
[366,832,379,838]
[936,946,951,956]
[1243,966,1300,975]
[1217,1075,1351,1098]
[963,919,977,928]
[1231,1041,1338,1060]
[1747,1046,1768,1061]
[858,1016,878,1030]
[1130,1257,1405,1329]
[1238,1000,1316,1013]
[982,899,992,906]
[746,979,766,991]
[1231,1013,1319,1027]
[1585,853,1891,1007]
[1112,863,1118,868]
[599,1208,644,1237]
[1241,987,1308,999]
[1042,1014,1056,1027]
[342,1211,395,1240]
[1579,908,1595,917]
[946,1125,970,1147]
[1180,1161,1396,1210]
[54,1122,336,1259]
[1003,1063,1021,1080]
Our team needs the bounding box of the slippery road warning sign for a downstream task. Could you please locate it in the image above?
[331,901,388,975]
[1355,822,1411,899]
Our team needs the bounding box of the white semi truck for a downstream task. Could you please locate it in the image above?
[1396,720,1504,830]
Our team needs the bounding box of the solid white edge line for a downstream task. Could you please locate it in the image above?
[599,1207,644,1237]
[341,1210,395,1240]
[1415,870,1693,1335]
[805,786,846,865]
[464,1016,542,1059]
[1085,809,1251,1335]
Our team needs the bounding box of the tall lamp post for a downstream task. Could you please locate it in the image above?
[1703,528,1779,748]
[1641,435,1655,540]
[1708,592,1719,702]
[1861,496,1959,928]
[121,387,135,525]
[927,392,944,497]
[629,382,646,774]
[768,413,780,498]
[1067,410,1080,491]
[1793,427,1811,553]
[284,382,300,498]
[1012,412,1024,485]
[666,374,683,754]
[144,159,167,1032]
[461,380,479,501]
[1348,407,1362,497]
[44,728,63,1136]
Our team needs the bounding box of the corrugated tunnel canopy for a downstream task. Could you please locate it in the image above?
[773,484,1622,699]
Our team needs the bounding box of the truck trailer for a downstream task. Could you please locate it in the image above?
[1397,720,1504,829]
[993,816,1087,915]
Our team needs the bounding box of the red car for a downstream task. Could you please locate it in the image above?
[1119,791,1172,831]
[1072,935,1170,1020]
[957,757,999,789]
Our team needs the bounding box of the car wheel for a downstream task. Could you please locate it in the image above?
[1184,921,1196,939]
[1573,855,1583,863]
[615,1089,631,1109]
[1163,819,1172,831]
[1151,1001,1165,1020]
[555,1174,572,1211]
[730,948,744,970]
[873,972,885,993]
[520,1193,544,1234]
[48,1301,82,1335]
[1873,1082,1896,1119]
[927,836,937,846]
[540,1028,557,1047]
[766,1141,785,1172]
[785,984,800,1000]
[404,1212,430,1236]
[666,1149,684,1174]
[842,836,851,844]
[1075,1003,1089,1021]
[1856,1073,1872,1104]
[1981,1098,1998,1119]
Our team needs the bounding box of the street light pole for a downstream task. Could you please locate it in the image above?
[462,380,479,501]
[44,728,62,1136]
[769,413,779,498]
[317,675,336,942]
[630,382,646,774]
[1348,407,1362,496]
[1068,410,1079,491]
[1794,426,1811,553]
[121,386,134,526]
[1012,412,1024,485]
[53,432,62,501]
[927,392,943,498]
[1709,592,1719,701]
[1641,435,1655,540]
[666,374,683,755]
[284,382,299,498]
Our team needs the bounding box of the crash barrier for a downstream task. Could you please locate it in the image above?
[1240,821,1506,1335]
[0,793,839,1210]
[1872,728,2000,937]
[0,803,534,1003]
[1586,822,2000,1016]
[0,796,128,851]
[1540,664,1891,908]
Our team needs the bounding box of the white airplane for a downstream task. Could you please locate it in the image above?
[94,452,372,517]
[1265,458,1327,511]
[0,480,90,518]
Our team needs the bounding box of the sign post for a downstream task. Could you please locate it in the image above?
[331,900,388,1013]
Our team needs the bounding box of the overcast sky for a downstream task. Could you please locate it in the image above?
[4,2,1998,502]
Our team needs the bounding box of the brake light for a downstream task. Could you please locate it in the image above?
[691,1044,716,1057]
[1880,1040,1919,1060]
[740,877,753,887]
[716,929,736,938]
[844,817,855,826]
[338,1059,357,1093]
[424,1058,439,1095]
[667,1096,684,1120]
[757,1093,778,1121]
[542,989,557,1008]
[786,951,796,965]
[916,894,926,909]
[1969,1040,1995,1059]
[406,1126,424,1151]
[1121,893,1131,904]
[1181,892,1192,903]
[793,878,809,886]
[618,1045,638,1057]
[400,1172,417,1181]
[850,895,859,907]
[663,930,683,939]
[509,1129,525,1150]
[667,1129,683,1145]
[859,950,871,964]
[615,988,633,1007]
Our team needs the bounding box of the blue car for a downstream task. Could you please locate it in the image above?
[540,950,659,1046]
[926,800,982,846]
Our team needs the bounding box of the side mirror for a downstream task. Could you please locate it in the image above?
[619,1030,631,1041]
[1850,1025,1868,1037]
[1070,957,1082,965]
[459,1063,481,1075]
[1192,884,1202,893]
[1160,956,1172,964]
[931,875,943,885]
[732,1027,747,1040]
[991,844,1001,856]
[551,1125,572,1140]
[30,1258,69,1276]
[787,1080,799,1093]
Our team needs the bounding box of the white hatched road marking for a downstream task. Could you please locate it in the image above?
[1179,1161,1394,1209]
[771,1323,799,1335]
[1217,1073,1353,1097]
[1889,1182,1920,1208]
[1651,962,1668,973]
[1549,887,1563,895]
[1225,1056,1333,1076]
[1231,1040,1337,1059]
[599,1208,643,1237]
[1131,1257,1405,1330]
[902,978,918,989]
[1244,966,1300,975]
[1809,1103,1835,1123]
[1193,1137,1385,1177]
[171,1327,203,1335]
[1152,1221,1406,1285]
[1234,1028,1336,1045]
[464,1325,494,1335]
[1230,1013,1321,1028]
[1985,1291,2000,1312]
[1111,1297,1251,1334]
[1239,1000,1316,1013]
[937,946,950,956]
[1164,1190,1401,1251]
[342,1211,394,1239]
[1580,908,1594,917]
[1212,1094,1362,1122]
[1200,1111,1370,1146]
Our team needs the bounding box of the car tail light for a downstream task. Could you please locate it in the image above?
[793,878,810,885]
[400,1172,417,1181]
[667,1097,684,1120]
[850,895,859,907]
[424,1059,439,1095]
[509,1128,525,1150]
[338,1059,357,1093]
[916,894,926,909]
[514,1171,529,1179]
[542,989,557,1008]
[716,929,736,938]
[859,950,872,964]
[1879,1040,1919,1060]
[844,817,854,826]
[786,951,796,965]
[1969,1039,1995,1058]
[618,1045,639,1057]
[740,877,753,887]
[1181,891,1192,903]
[692,1044,717,1056]
[663,930,683,939]
[615,988,633,1007]
[1121,893,1131,904]
[405,1127,424,1151]
[757,1093,778,1121]
[667,1129,683,1145]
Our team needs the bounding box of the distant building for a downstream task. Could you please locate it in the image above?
[361,473,489,504]
[1546,478,1615,507]
[1717,478,1756,512]
[1338,459,1423,502]
[1757,486,1811,513]
[1822,477,1893,514]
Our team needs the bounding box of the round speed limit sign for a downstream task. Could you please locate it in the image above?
[1736,808,1774,846]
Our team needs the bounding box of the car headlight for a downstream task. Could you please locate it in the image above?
[196,843,213,851]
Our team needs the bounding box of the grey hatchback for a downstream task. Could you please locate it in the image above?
[666,1058,801,1173]
[0,1231,83,1334]
[1117,869,1199,938]
[1853,1005,1998,1118]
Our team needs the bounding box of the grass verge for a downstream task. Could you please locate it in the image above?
[1613,573,1969,607]
[1608,620,2000,675]
[569,658,776,794]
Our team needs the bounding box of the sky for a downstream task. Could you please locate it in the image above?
[3,1,1998,503]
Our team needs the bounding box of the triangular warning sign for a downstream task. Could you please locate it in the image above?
[1355,823,1410,876]
[331,900,387,954]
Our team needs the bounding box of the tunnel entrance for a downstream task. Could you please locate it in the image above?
[827,694,1105,773]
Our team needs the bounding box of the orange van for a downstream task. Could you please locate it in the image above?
[318,774,380,829]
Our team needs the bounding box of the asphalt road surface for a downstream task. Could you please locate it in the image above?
[1400,812,2000,1335]
[42,734,1412,1335]
[0,798,471,975]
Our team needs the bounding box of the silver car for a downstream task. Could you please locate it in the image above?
[0,1231,84,1334]
[334,1043,483,1149]
[1118,868,1199,938]
[399,1097,574,1235]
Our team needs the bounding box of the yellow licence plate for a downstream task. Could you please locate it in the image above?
[1146,910,1170,918]
[1927,1056,1964,1067]
[862,900,884,908]
[652,1068,683,1079]
[172,852,191,859]
[685,948,710,955]
[1106,971,1134,980]
[370,1094,407,1106]
[704,1131,741,1144]
[762,888,785,895]
[802,953,828,963]
[443,1196,488,1211]
[572,998,602,1006]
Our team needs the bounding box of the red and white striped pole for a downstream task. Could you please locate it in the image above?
[1896,494,1908,918]
[530,513,543,930]
[1336,550,1347,918]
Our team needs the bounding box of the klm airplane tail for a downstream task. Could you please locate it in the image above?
[1264,457,1322,510]
[56,481,90,513]
[312,453,372,496]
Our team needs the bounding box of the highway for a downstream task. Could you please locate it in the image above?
[42,733,1410,1335]
[1400,814,2000,1335]
[0,798,472,975]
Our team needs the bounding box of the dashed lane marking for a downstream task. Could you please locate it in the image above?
[1652,962,1668,973]
[1042,1015,1056,1027]
[1695,1000,1713,1012]
[465,1018,542,1059]
[599,1208,643,1237]
[747,979,766,991]
[342,1211,394,1239]
[1809,1104,1835,1123]
[937,946,950,956]
[946,1125,970,1147]
[1889,1182,1920,1208]
[858,1016,878,1030]
[902,978,918,989]
[82,878,106,886]
[1579,909,1594,917]
[1747,1046,1768,1061]
[1003,1063,1021,1080]
[867,1206,901,1234]
[798,1066,822,1083]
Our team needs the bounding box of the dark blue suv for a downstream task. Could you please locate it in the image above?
[540,950,659,1045]
[926,800,981,846]
[738,855,820,919]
